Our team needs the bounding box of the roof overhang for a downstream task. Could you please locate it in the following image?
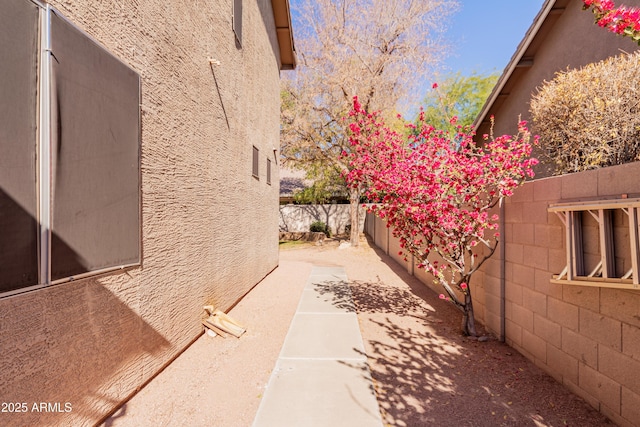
[473,0,561,131]
[271,0,297,70]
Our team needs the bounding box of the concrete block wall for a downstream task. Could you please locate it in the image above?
[388,230,411,273]
[373,211,390,254]
[364,161,640,427]
[490,164,640,427]
[0,1,283,425]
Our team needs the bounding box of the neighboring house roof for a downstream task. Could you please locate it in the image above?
[473,0,562,132]
[271,0,296,70]
[279,167,308,199]
[472,0,640,178]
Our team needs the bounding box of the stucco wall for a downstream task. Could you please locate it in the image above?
[279,204,365,235]
[0,1,282,426]
[365,161,640,427]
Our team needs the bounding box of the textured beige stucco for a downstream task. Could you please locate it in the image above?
[0,1,283,425]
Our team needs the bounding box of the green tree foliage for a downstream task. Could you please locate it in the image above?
[420,71,499,132]
[292,162,347,204]
[530,51,640,175]
[310,221,330,237]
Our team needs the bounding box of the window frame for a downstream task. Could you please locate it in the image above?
[0,4,141,298]
[266,158,272,185]
[252,145,259,179]
[549,198,640,290]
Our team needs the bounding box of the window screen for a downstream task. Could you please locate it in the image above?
[0,0,39,293]
[49,12,140,281]
[252,146,259,179]
[233,0,242,46]
[0,4,141,295]
[267,158,272,185]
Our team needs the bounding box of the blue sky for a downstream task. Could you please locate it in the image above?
[289,0,546,77]
[288,0,548,110]
[441,1,547,76]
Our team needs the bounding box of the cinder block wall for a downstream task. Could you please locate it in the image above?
[488,163,640,427]
[365,161,640,427]
[0,1,282,426]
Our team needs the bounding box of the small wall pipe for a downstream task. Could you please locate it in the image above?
[500,199,506,342]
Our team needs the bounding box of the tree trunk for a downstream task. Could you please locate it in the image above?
[461,289,477,337]
[349,187,360,246]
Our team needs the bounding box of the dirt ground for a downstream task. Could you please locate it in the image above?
[105,236,614,427]
[282,237,613,427]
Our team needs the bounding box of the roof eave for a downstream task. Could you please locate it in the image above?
[271,0,297,70]
[473,0,557,131]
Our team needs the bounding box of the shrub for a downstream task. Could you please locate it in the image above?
[530,51,640,175]
[310,221,330,237]
[344,224,351,235]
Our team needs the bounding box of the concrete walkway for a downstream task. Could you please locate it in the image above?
[103,242,616,427]
[252,266,383,427]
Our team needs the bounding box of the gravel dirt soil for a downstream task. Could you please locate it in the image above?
[103,237,614,427]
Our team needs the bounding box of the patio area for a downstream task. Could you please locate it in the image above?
[102,237,613,427]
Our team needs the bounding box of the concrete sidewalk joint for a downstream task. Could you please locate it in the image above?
[252,266,383,427]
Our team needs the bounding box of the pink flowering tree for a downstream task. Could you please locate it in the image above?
[344,97,538,336]
[583,0,640,43]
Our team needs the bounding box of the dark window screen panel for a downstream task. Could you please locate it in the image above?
[267,159,271,185]
[252,146,259,178]
[233,0,242,46]
[50,12,140,281]
[0,0,39,293]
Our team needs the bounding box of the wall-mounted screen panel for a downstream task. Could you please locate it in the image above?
[50,12,140,281]
[0,0,39,293]
[233,0,243,46]
[252,145,259,179]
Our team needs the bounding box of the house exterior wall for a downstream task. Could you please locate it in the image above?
[365,161,640,426]
[0,1,283,425]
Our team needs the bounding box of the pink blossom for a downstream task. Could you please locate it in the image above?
[583,0,640,42]
[342,95,537,330]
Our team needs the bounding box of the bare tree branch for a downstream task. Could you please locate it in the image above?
[281,0,458,245]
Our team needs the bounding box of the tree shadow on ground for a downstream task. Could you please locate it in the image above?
[310,280,356,313]
[314,240,615,426]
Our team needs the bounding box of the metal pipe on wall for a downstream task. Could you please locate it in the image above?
[500,199,506,342]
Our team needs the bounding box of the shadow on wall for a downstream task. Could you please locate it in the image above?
[256,0,284,70]
[278,207,290,232]
[279,204,360,235]
[0,193,170,426]
[310,239,612,426]
[0,189,38,293]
